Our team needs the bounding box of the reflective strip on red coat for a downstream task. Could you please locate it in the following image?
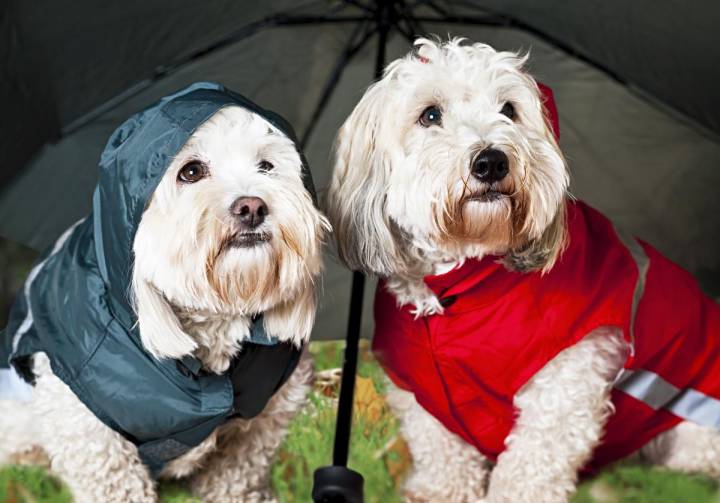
[372,200,720,472]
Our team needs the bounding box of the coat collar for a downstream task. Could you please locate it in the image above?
[423,255,506,299]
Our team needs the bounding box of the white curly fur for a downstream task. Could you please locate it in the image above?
[327,38,720,501]
[386,381,490,502]
[0,106,328,502]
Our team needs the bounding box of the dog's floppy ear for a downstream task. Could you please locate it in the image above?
[263,284,316,347]
[132,275,198,359]
[503,80,568,274]
[503,202,567,273]
[326,80,406,276]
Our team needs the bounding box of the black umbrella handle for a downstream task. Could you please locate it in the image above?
[312,465,365,503]
[332,271,365,466]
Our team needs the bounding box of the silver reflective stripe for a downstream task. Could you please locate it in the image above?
[612,226,650,355]
[614,369,678,409]
[611,227,720,428]
[10,219,85,354]
[615,369,720,428]
[670,388,720,429]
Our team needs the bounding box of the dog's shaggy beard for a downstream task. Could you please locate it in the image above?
[432,144,519,254]
[132,188,324,362]
[208,235,279,307]
[139,196,320,316]
[205,222,320,314]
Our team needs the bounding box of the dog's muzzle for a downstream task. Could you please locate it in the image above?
[225,196,272,249]
[227,232,271,248]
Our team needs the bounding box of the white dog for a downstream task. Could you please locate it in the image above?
[327,39,720,502]
[0,84,329,502]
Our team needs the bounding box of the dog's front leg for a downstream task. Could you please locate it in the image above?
[387,383,490,502]
[31,361,156,503]
[189,353,313,503]
[484,328,626,503]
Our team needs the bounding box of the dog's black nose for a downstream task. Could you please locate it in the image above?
[472,149,509,183]
[230,196,268,229]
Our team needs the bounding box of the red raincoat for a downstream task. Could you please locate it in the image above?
[372,84,720,472]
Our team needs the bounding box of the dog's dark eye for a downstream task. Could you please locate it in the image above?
[177,161,208,183]
[500,102,516,120]
[419,106,442,127]
[258,160,274,173]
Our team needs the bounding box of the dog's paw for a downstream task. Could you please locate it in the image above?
[197,490,276,503]
[403,489,434,503]
[404,489,486,503]
[244,491,277,503]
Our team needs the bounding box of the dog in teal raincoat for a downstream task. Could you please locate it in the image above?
[0,83,330,502]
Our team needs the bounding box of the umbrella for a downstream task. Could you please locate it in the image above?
[3,0,719,326]
[3,0,720,500]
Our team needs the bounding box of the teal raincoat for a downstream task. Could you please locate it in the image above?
[0,82,316,475]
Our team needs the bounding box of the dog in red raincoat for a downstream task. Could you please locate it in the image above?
[327,38,720,502]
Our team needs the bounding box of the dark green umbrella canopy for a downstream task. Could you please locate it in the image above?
[2,0,719,341]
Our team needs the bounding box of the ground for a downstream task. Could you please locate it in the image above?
[2,340,719,503]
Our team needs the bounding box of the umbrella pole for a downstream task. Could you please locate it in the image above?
[311,3,390,501]
[332,0,389,469]
[310,271,367,503]
[331,271,366,468]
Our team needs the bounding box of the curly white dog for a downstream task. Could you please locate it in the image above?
[0,86,329,503]
[327,39,720,502]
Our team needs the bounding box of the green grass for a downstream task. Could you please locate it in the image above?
[157,483,201,503]
[574,464,720,503]
[2,341,719,503]
[270,392,401,503]
[0,465,72,503]
[271,341,402,503]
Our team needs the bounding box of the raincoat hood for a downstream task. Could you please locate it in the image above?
[94,81,317,331]
[0,82,316,474]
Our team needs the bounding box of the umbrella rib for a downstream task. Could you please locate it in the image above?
[412,12,632,88]
[418,1,635,89]
[393,17,417,43]
[299,21,378,149]
[410,14,510,26]
[401,26,418,43]
[397,0,427,40]
[421,0,454,17]
[340,0,375,14]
